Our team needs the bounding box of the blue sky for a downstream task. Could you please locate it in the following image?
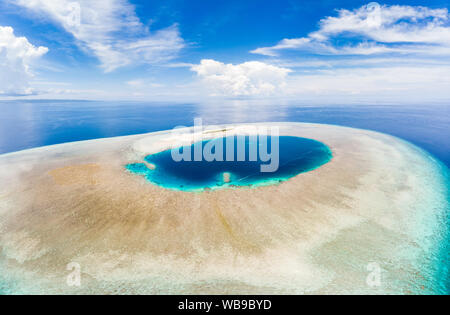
[0,0,449,103]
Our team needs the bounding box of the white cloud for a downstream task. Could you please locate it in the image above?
[251,3,450,57]
[126,79,164,88]
[14,0,185,72]
[284,65,450,103]
[0,26,48,95]
[126,79,146,88]
[245,3,450,104]
[188,60,450,103]
[191,59,292,96]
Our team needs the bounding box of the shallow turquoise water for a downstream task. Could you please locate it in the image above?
[436,162,450,294]
[126,136,333,191]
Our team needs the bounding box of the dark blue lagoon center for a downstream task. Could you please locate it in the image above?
[126,136,332,191]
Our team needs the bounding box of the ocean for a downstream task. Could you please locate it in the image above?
[0,100,449,167]
[0,100,448,294]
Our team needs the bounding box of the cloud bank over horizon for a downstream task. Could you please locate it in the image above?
[0,1,449,103]
[243,2,450,102]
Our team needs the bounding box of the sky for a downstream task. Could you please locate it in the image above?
[0,0,449,104]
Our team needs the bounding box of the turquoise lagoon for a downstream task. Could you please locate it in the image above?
[126,136,333,191]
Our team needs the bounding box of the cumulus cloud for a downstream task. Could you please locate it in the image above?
[14,0,185,72]
[251,3,450,56]
[191,59,292,96]
[244,3,450,103]
[0,26,48,95]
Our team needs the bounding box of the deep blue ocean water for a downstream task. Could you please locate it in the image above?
[0,100,448,167]
[126,136,332,191]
